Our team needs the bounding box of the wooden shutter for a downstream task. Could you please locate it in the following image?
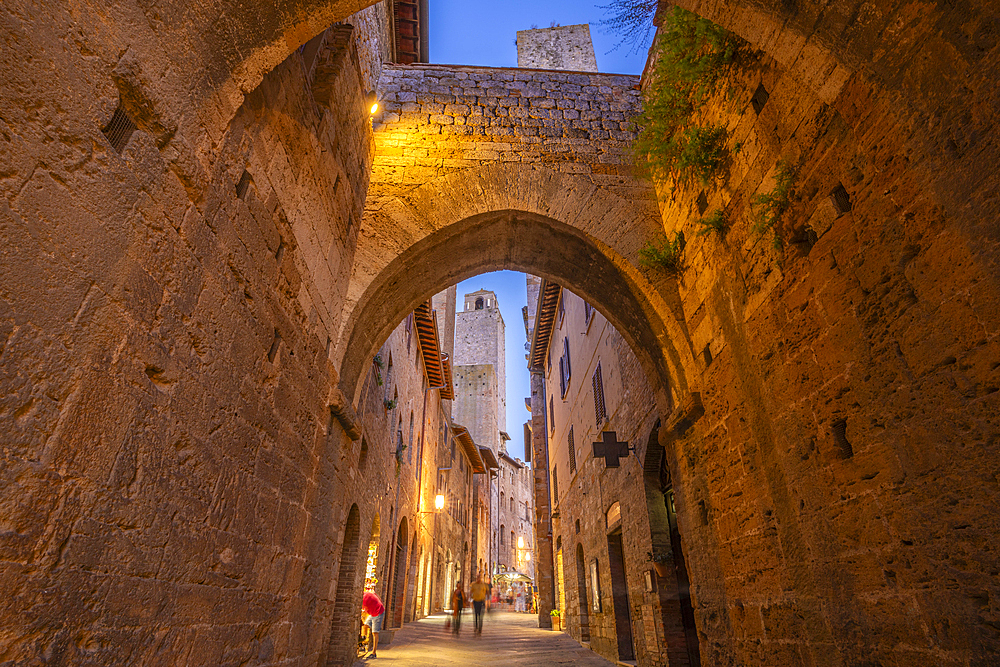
[568,426,576,473]
[592,363,606,427]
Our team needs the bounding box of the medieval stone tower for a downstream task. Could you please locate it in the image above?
[516,24,598,72]
[453,289,506,451]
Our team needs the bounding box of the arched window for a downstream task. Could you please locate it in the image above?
[500,525,505,545]
[500,491,505,510]
[475,297,484,310]
[510,497,514,512]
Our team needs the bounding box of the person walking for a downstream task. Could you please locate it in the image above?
[450,581,465,634]
[360,590,385,659]
[470,574,488,635]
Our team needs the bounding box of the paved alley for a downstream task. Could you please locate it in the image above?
[361,611,616,666]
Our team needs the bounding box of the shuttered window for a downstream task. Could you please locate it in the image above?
[593,363,606,427]
[568,426,576,473]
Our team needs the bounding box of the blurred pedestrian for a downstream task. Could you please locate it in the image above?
[450,580,465,634]
[470,574,488,634]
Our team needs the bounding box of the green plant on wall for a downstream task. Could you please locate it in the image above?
[633,8,743,187]
[751,160,796,247]
[640,230,686,276]
[696,209,728,238]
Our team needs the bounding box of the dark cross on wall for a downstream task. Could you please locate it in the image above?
[592,431,631,468]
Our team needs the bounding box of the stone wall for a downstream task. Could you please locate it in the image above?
[644,11,1000,665]
[371,63,640,196]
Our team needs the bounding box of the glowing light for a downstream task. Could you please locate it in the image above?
[435,494,445,510]
[525,552,531,562]
[517,536,524,549]
[370,102,379,115]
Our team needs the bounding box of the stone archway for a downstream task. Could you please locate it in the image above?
[338,206,690,413]
[321,504,362,667]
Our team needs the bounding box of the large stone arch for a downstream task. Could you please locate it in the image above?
[337,201,692,415]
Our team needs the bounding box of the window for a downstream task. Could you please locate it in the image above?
[559,336,571,397]
[525,501,530,521]
[475,297,484,310]
[557,289,565,325]
[396,416,404,455]
[552,465,559,503]
[751,82,770,115]
[510,497,515,513]
[584,301,594,324]
[549,396,555,433]
[500,526,505,545]
[568,426,576,473]
[592,363,606,427]
[405,313,413,352]
[408,412,414,462]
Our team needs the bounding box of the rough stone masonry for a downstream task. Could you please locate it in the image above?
[1,0,999,665]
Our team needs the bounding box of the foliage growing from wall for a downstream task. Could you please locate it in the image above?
[696,209,728,238]
[751,160,797,247]
[633,8,743,187]
[640,230,686,276]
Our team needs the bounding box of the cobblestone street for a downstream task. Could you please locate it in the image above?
[361,612,616,666]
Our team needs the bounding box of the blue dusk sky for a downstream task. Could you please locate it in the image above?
[428,0,654,75]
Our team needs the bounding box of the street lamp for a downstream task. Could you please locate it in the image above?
[435,493,445,510]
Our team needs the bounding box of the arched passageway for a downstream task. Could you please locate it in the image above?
[321,504,362,667]
[339,208,686,412]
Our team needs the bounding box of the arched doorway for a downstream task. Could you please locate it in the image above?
[575,544,590,642]
[321,504,361,667]
[389,517,409,628]
[405,531,419,623]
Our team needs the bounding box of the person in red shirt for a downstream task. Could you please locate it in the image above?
[361,591,385,659]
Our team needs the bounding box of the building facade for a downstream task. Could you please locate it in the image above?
[529,280,702,666]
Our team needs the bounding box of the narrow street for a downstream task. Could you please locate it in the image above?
[362,611,616,666]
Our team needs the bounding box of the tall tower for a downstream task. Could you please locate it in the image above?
[452,288,507,581]
[453,289,506,450]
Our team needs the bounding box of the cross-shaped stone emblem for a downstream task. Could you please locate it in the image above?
[592,431,630,468]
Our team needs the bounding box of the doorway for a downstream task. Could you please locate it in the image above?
[666,489,700,664]
[575,544,590,642]
[606,529,635,661]
[389,518,408,627]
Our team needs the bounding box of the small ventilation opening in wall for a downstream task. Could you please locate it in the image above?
[751,83,770,115]
[831,183,852,215]
[697,191,709,216]
[832,419,853,458]
[267,329,282,363]
[575,519,581,534]
[703,344,713,367]
[236,169,253,200]
[359,438,369,471]
[102,104,137,154]
[275,239,285,264]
